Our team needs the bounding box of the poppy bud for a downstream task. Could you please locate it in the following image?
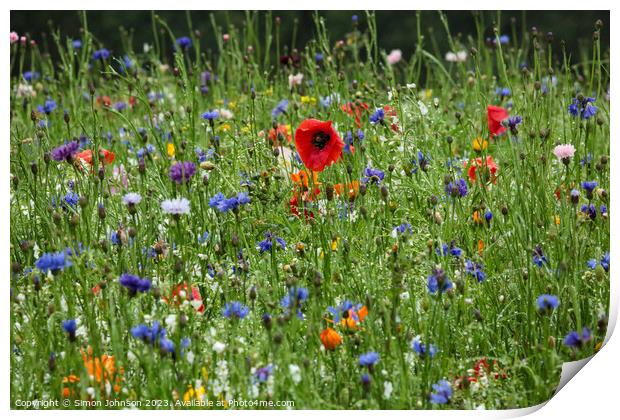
[78,196,87,208]
[473,308,483,322]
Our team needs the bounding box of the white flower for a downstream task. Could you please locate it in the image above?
[289,364,302,384]
[383,381,393,399]
[217,108,234,120]
[445,50,468,62]
[212,341,226,353]
[288,73,304,89]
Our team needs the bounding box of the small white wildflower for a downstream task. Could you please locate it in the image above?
[212,341,226,353]
[289,364,301,384]
[383,381,393,399]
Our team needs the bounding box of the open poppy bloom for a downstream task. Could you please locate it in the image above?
[341,101,369,128]
[97,96,112,108]
[166,283,204,313]
[340,305,368,329]
[464,156,498,184]
[289,188,319,221]
[76,148,116,167]
[487,105,509,136]
[63,348,123,398]
[334,180,360,201]
[268,123,292,147]
[294,119,344,172]
[290,169,320,190]
[320,327,343,350]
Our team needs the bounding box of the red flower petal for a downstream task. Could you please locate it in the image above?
[487,105,508,136]
[294,119,344,172]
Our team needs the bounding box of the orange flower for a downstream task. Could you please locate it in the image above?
[62,375,80,398]
[340,305,368,329]
[334,180,360,200]
[320,327,342,350]
[63,349,124,398]
[465,156,498,184]
[290,170,320,190]
[168,283,205,313]
[97,96,112,108]
[472,211,484,225]
[76,148,116,167]
[268,124,292,147]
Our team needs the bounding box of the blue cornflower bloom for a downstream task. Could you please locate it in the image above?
[36,251,72,273]
[258,232,286,253]
[427,267,452,293]
[64,192,79,208]
[113,102,127,112]
[568,96,598,119]
[412,336,438,358]
[71,39,82,49]
[362,167,385,185]
[369,108,385,124]
[588,252,610,272]
[222,301,250,320]
[62,319,77,340]
[319,93,340,109]
[537,294,560,313]
[430,379,452,404]
[209,192,250,213]
[495,87,511,98]
[176,36,192,50]
[198,231,209,244]
[581,181,598,193]
[23,71,40,82]
[119,273,151,295]
[359,351,380,367]
[392,223,413,237]
[532,245,548,267]
[92,48,110,60]
[255,365,273,383]
[280,287,308,319]
[498,35,510,44]
[581,204,597,220]
[38,99,57,114]
[271,99,289,119]
[563,327,592,349]
[343,131,354,154]
[131,322,171,353]
[465,259,486,282]
[445,178,468,198]
[436,242,462,258]
[315,53,324,63]
[201,110,219,121]
[484,210,493,223]
[412,150,431,173]
[507,115,522,132]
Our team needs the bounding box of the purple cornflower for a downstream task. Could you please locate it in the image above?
[568,96,597,119]
[169,161,196,184]
[507,115,522,132]
[255,365,273,383]
[581,181,598,194]
[412,150,431,173]
[223,301,250,320]
[445,178,468,198]
[465,259,486,282]
[581,204,597,220]
[123,192,142,206]
[119,273,151,296]
[362,167,385,185]
[359,351,380,367]
[271,99,289,119]
[92,48,110,60]
[51,141,79,162]
[176,36,192,50]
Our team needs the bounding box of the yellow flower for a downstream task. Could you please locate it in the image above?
[183,384,206,402]
[228,101,237,110]
[554,215,561,225]
[472,137,488,152]
[219,123,231,132]
[300,96,316,105]
[424,89,433,99]
[331,237,340,251]
[167,142,175,157]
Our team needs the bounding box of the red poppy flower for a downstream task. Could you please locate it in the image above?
[294,119,344,172]
[464,156,498,184]
[487,105,508,136]
[382,105,400,132]
[76,148,116,167]
[97,96,112,108]
[268,124,292,147]
[340,102,369,128]
[167,283,204,313]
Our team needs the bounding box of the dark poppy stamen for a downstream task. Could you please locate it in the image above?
[312,131,331,150]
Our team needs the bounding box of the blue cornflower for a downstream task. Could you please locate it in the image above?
[209,192,250,213]
[64,192,79,208]
[369,108,385,124]
[315,53,324,63]
[507,115,522,132]
[176,36,192,50]
[430,379,452,404]
[255,365,273,383]
[495,87,511,98]
[222,301,250,320]
[92,48,110,60]
[588,252,610,272]
[412,150,431,173]
[38,99,57,114]
[361,167,385,185]
[392,223,413,237]
[36,251,72,273]
[445,178,468,198]
[532,245,548,267]
[119,273,151,295]
[412,336,438,358]
[537,294,560,313]
[131,322,171,353]
[581,204,597,220]
[23,71,40,82]
[258,232,286,253]
[319,93,340,109]
[201,110,219,121]
[327,300,366,324]
[465,259,486,282]
[581,181,598,193]
[359,351,380,367]
[563,327,592,349]
[498,35,510,45]
[62,319,77,341]
[271,99,289,119]
[280,287,308,319]
[427,267,452,294]
[436,242,462,258]
[484,210,493,223]
[50,141,79,162]
[343,131,354,154]
[198,231,209,244]
[568,96,598,119]
[71,39,82,50]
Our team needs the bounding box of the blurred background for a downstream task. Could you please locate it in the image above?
[11,10,609,60]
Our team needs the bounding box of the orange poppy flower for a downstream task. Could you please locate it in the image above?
[295,119,344,172]
[340,305,368,329]
[334,180,360,200]
[268,124,292,147]
[320,327,342,350]
[464,156,498,184]
[487,105,508,137]
[63,349,123,398]
[290,169,320,190]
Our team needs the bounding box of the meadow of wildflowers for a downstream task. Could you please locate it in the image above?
[10,11,610,410]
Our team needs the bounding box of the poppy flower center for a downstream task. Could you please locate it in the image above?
[311,131,331,150]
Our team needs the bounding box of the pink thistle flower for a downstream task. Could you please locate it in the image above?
[553,144,576,165]
[387,49,402,65]
[10,32,18,44]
